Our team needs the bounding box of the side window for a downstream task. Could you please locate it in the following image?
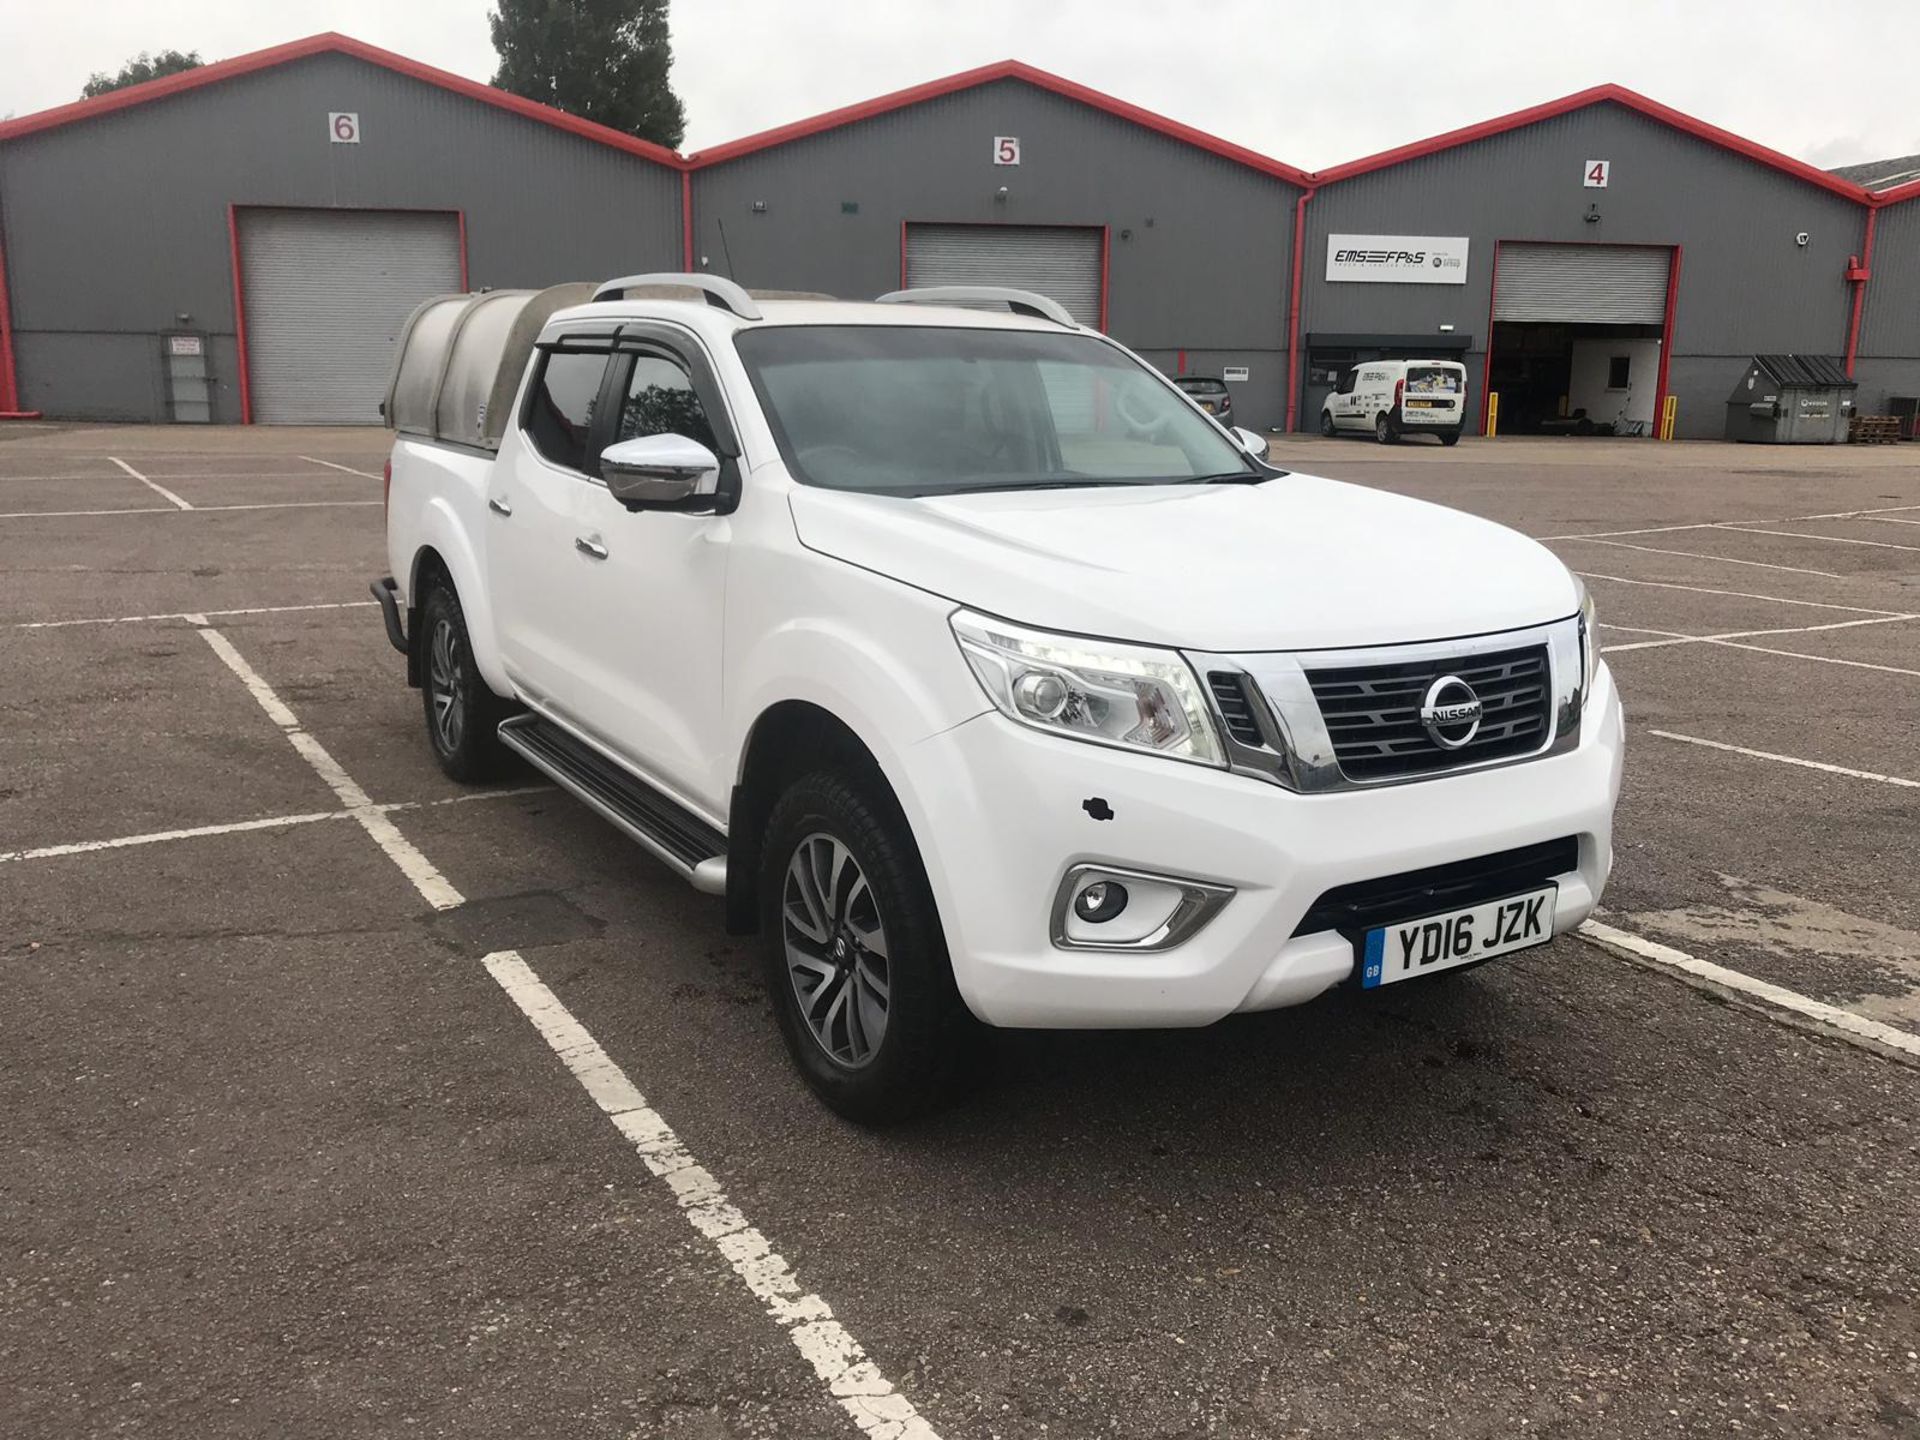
[616,353,718,454]
[524,350,610,473]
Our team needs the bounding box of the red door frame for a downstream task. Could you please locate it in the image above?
[897,219,1110,332]
[1481,238,1682,437]
[0,228,36,418]
[227,202,469,425]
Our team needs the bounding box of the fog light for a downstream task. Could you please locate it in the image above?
[1072,880,1129,924]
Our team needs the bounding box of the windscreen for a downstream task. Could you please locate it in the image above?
[1408,366,1464,395]
[733,326,1254,496]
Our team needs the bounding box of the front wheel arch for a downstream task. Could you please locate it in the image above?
[727,701,903,936]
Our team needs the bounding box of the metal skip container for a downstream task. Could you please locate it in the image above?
[1724,354,1857,444]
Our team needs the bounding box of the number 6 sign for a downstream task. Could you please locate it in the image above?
[993,135,1020,166]
[330,112,361,144]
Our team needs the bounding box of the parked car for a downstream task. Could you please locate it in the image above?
[375,277,1621,1121]
[1322,359,1469,444]
[1174,375,1233,426]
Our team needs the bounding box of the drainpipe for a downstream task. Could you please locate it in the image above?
[1284,186,1316,433]
[1843,205,1876,378]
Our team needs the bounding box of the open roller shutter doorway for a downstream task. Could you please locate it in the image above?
[1492,243,1670,324]
[903,224,1103,328]
[238,208,463,424]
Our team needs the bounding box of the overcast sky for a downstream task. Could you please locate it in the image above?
[1,0,1914,171]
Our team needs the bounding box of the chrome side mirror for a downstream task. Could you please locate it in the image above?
[599,434,722,509]
[1232,426,1270,460]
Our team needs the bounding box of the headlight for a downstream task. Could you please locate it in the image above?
[1575,578,1599,691]
[950,610,1225,766]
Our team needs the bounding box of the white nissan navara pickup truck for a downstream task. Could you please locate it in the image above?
[374,274,1623,1121]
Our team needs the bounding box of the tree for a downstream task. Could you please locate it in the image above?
[489,0,685,149]
[82,50,204,99]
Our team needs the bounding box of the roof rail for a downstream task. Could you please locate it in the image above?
[874,286,1077,327]
[591,273,764,321]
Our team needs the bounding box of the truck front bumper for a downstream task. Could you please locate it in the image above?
[903,664,1624,1029]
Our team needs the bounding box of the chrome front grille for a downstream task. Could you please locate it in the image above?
[1306,645,1551,782]
[1189,617,1582,794]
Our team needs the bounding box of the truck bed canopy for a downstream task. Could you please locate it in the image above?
[384,283,596,451]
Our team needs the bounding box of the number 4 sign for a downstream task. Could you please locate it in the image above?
[1584,158,1610,188]
[330,112,361,144]
[993,136,1020,166]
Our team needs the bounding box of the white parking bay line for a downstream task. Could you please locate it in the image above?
[1579,920,1920,1067]
[0,787,551,867]
[1576,573,1906,616]
[484,950,940,1440]
[0,499,382,519]
[191,621,937,1438]
[1648,729,1920,787]
[109,456,194,510]
[13,600,378,631]
[1601,614,1919,654]
[1704,640,1920,678]
[1555,536,1841,578]
[298,455,382,479]
[1716,524,1920,554]
[193,620,463,910]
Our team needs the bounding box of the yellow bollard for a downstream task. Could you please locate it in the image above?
[1658,394,1679,440]
[1486,392,1499,439]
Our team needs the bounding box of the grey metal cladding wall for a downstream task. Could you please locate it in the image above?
[690,81,1298,350]
[0,51,679,418]
[1858,201,1920,365]
[1303,105,1866,360]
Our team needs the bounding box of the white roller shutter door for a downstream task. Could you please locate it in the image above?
[904,224,1103,326]
[240,209,463,424]
[1493,243,1670,324]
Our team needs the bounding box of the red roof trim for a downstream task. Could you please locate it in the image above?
[0,32,684,168]
[1313,83,1870,203]
[684,59,1311,185]
[1872,176,1920,207]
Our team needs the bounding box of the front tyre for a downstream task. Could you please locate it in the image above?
[418,581,512,781]
[1319,410,1336,437]
[760,770,972,1123]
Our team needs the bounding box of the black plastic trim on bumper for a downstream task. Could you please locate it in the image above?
[370,576,408,655]
[1291,836,1580,939]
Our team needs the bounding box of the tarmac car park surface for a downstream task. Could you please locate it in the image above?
[2,424,1916,1440]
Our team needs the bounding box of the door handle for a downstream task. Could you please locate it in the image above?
[488,496,513,517]
[574,536,609,560]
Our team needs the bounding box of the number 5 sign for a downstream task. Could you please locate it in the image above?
[993,135,1021,166]
[329,112,361,144]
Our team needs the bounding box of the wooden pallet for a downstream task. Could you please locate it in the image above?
[1849,414,1903,444]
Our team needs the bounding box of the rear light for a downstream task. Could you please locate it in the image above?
[1394,379,1405,410]
[382,458,392,518]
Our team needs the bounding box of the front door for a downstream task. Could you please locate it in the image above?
[565,339,733,814]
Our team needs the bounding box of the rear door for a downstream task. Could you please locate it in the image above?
[490,336,617,717]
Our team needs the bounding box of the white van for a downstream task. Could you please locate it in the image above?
[1321,360,1469,445]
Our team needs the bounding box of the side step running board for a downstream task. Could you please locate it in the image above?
[497,714,728,895]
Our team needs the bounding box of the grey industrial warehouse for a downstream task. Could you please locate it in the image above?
[2,32,1917,438]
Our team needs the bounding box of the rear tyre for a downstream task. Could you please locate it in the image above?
[759,769,973,1123]
[1375,413,1398,445]
[418,580,513,782]
[1439,428,1461,447]
[1319,410,1336,437]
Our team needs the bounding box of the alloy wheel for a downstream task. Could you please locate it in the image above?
[782,832,891,1068]
[426,615,466,752]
